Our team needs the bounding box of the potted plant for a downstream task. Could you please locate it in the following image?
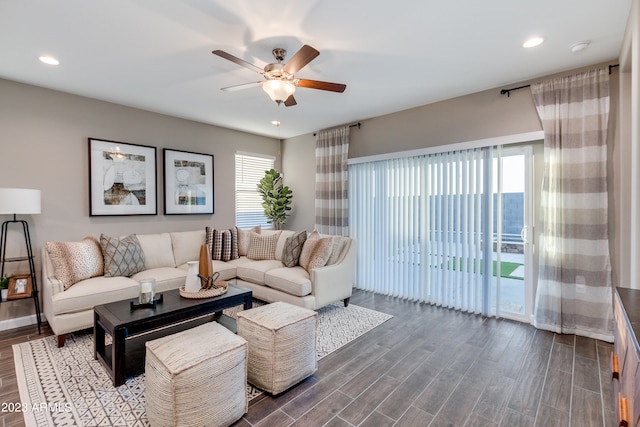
[257,169,293,230]
[0,275,9,302]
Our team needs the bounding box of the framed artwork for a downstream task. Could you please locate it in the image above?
[7,274,32,300]
[89,138,157,216]
[163,149,214,214]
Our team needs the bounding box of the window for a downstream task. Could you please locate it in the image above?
[235,153,275,228]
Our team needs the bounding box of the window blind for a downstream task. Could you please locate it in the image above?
[235,153,275,229]
[349,147,495,315]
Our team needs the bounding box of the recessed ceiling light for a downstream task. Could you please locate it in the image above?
[271,120,281,126]
[523,37,545,48]
[38,55,60,66]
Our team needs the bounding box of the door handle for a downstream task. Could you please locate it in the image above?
[520,226,528,244]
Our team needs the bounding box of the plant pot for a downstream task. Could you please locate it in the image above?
[1,289,7,302]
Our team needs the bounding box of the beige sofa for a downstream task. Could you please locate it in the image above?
[42,229,356,347]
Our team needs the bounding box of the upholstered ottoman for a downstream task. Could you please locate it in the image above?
[145,322,248,427]
[237,301,317,394]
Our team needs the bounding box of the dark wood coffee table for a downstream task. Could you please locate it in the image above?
[94,283,252,386]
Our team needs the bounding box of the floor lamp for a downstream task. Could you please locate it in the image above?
[0,188,42,333]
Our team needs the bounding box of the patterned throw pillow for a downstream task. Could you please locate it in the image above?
[45,237,104,290]
[237,226,260,256]
[100,234,145,277]
[206,227,239,261]
[246,232,281,260]
[282,230,308,267]
[299,232,334,272]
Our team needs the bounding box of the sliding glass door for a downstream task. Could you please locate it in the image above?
[349,144,534,320]
[491,146,533,322]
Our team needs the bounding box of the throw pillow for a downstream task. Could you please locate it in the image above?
[45,237,104,290]
[246,231,281,260]
[206,226,239,261]
[327,236,348,265]
[100,234,146,277]
[299,235,334,272]
[282,230,307,267]
[237,225,260,256]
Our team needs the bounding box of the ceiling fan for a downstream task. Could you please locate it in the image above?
[212,44,346,107]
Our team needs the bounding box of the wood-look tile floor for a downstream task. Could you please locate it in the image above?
[0,289,614,426]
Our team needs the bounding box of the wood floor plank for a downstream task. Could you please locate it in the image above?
[549,342,574,374]
[535,404,569,427]
[573,355,601,393]
[395,406,435,427]
[507,370,545,418]
[499,408,535,427]
[289,390,353,427]
[338,375,400,425]
[413,368,463,416]
[540,369,572,412]
[570,386,604,427]
[575,335,598,360]
[280,370,351,420]
[338,357,396,398]
[472,373,515,422]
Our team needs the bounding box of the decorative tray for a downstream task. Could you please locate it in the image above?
[179,280,228,299]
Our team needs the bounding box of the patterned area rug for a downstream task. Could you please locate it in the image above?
[13,302,392,427]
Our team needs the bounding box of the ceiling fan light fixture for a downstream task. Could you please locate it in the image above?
[263,80,296,103]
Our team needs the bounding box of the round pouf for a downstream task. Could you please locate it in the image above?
[237,301,317,395]
[145,322,248,427]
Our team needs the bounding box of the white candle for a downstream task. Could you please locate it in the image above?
[141,282,152,293]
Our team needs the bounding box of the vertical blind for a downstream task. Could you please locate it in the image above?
[349,147,497,315]
[235,153,275,229]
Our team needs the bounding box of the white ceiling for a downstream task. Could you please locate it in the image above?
[0,1,632,139]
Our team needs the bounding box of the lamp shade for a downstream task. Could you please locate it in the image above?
[262,80,296,103]
[0,188,41,215]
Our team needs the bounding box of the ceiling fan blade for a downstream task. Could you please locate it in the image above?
[295,79,346,93]
[284,95,297,107]
[212,50,264,74]
[220,81,264,91]
[283,45,319,74]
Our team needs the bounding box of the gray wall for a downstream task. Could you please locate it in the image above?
[0,78,279,323]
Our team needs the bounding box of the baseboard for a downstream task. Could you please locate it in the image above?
[0,314,45,331]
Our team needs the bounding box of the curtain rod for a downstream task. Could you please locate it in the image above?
[500,63,620,97]
[313,122,360,136]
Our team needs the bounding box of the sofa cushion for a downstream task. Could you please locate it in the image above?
[100,234,146,277]
[51,275,139,315]
[237,226,260,256]
[132,268,187,292]
[265,267,312,297]
[282,231,307,267]
[247,232,281,260]
[45,237,104,290]
[299,233,334,272]
[211,260,238,281]
[136,233,176,269]
[171,230,205,266]
[206,227,239,261]
[237,260,283,284]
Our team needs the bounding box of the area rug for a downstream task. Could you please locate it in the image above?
[13,302,392,427]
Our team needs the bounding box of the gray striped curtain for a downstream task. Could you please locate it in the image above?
[315,126,350,236]
[531,68,613,341]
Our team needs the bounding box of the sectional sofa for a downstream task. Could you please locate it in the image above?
[42,228,355,347]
